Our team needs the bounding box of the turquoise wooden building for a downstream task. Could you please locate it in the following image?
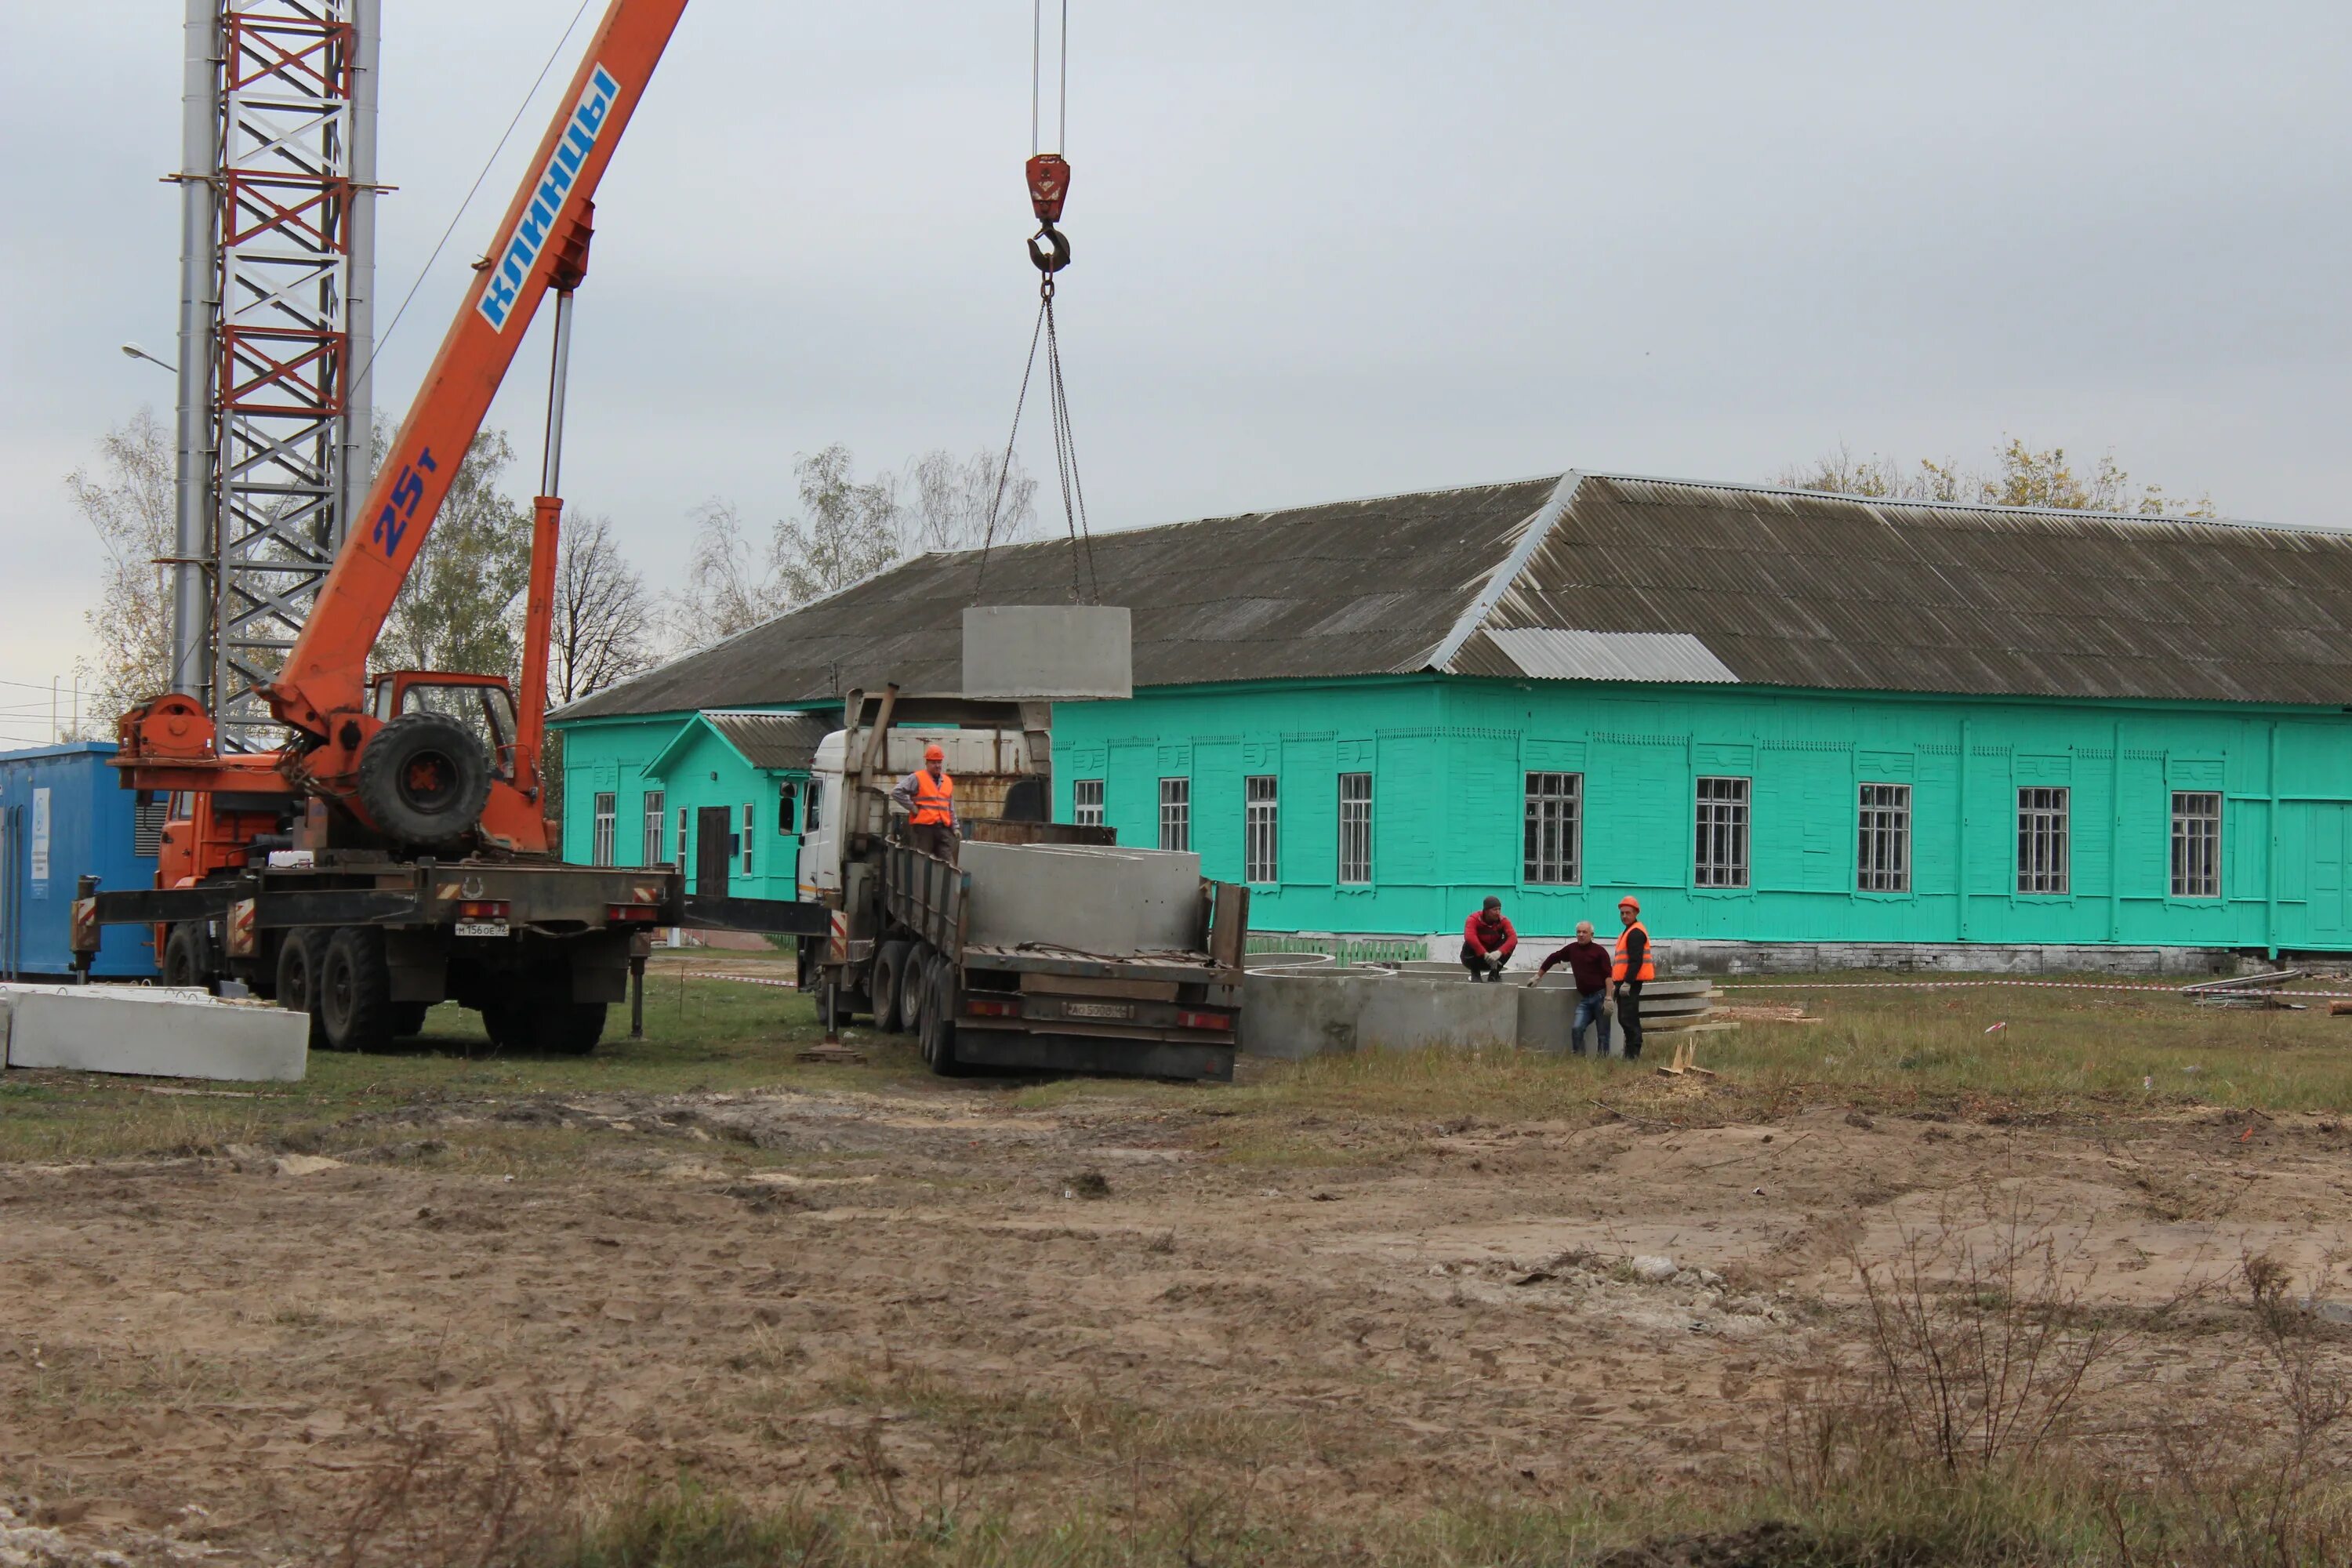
[555,471,2352,965]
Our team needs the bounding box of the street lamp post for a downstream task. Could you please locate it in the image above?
[121,342,179,375]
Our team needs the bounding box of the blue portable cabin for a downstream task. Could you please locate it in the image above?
[0,742,162,979]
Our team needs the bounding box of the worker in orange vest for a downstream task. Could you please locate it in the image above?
[891,742,959,862]
[1613,895,1655,1060]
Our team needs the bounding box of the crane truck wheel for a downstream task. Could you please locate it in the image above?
[354,712,493,848]
[273,929,329,1050]
[162,922,214,992]
[318,927,394,1052]
[872,941,913,1033]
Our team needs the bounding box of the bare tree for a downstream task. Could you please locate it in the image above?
[67,408,177,722]
[548,510,655,706]
[905,447,1039,553]
[773,444,903,603]
[1779,438,2214,517]
[666,498,786,653]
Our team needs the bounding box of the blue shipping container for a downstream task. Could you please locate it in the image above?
[0,742,159,979]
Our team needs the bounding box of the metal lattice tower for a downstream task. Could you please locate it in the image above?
[172,0,376,750]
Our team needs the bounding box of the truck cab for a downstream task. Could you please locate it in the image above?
[796,725,1043,898]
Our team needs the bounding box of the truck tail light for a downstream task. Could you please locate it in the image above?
[456,900,510,918]
[964,996,1021,1018]
[1176,1010,1229,1031]
[606,904,659,923]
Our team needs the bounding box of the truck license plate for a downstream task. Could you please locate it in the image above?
[455,920,510,938]
[1065,1000,1134,1021]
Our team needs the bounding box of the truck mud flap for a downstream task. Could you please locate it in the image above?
[682,894,832,937]
[952,1029,1234,1083]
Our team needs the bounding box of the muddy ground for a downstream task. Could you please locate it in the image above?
[2,1047,2344,1564]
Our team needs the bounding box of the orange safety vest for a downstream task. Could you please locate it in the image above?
[1613,920,1655,982]
[910,768,956,826]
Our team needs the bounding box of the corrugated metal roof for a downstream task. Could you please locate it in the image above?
[558,470,2352,717]
[703,710,833,771]
[557,478,1557,718]
[1483,628,1739,684]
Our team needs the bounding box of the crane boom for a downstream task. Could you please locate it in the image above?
[267,0,688,739]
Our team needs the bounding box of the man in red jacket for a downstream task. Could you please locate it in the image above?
[1461,896,1518,982]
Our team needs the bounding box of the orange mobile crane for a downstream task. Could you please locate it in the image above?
[74,1,733,1052]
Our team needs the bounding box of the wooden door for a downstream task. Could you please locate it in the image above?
[695,805,735,896]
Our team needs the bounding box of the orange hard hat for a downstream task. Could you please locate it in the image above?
[1618,895,1641,912]
[924,743,946,762]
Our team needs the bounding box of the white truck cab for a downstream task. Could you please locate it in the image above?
[796,726,1038,898]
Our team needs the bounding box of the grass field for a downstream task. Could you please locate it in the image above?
[9,960,2352,1566]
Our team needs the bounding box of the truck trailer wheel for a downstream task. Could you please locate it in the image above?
[900,943,936,1039]
[920,960,964,1076]
[162,922,213,992]
[872,941,913,1033]
[318,927,394,1052]
[355,712,492,848]
[274,930,329,1050]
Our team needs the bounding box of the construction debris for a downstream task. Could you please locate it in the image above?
[1655,1037,1718,1079]
[2183,970,2309,1008]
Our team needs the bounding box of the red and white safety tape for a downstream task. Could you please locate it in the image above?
[681,971,800,990]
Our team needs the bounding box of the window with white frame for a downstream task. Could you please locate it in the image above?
[1694,776,1750,888]
[675,807,688,871]
[2017,786,2070,895]
[1857,782,1911,892]
[1523,771,1581,884]
[1244,775,1279,884]
[1159,778,1190,852]
[641,790,666,868]
[1338,772,1373,885]
[2172,790,2221,898]
[1073,778,1104,827]
[591,793,617,867]
[741,802,756,876]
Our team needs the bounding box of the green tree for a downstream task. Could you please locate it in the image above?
[376,427,534,678]
[1779,439,2214,517]
[67,408,177,722]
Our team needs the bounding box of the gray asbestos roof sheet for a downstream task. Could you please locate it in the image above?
[557,470,2352,719]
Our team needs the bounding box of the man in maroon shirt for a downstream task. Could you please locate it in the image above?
[1537,920,1615,1054]
[1460,896,1518,981]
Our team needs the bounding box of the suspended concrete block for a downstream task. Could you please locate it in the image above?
[1,982,308,1083]
[962,605,1132,700]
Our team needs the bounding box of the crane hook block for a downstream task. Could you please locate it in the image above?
[1025,153,1071,224]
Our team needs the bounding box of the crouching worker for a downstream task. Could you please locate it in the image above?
[891,742,959,862]
[1461,896,1518,982]
[1537,920,1613,1054]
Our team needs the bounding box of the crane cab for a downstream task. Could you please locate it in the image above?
[367,672,523,782]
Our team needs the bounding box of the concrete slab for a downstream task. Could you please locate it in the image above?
[961,605,1132,700]
[1,983,308,1083]
[961,840,1201,956]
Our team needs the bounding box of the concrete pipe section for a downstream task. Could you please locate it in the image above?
[1238,958,1715,1062]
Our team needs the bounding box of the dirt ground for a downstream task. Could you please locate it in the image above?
[4,973,2351,1564]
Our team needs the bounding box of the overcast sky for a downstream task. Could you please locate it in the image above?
[5,1,2349,742]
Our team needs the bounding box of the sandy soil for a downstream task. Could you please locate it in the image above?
[2,1079,2343,1563]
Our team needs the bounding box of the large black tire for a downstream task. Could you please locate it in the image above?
[162,922,212,991]
[920,958,964,1076]
[539,1003,606,1055]
[900,942,935,1040]
[872,940,913,1033]
[318,927,394,1052]
[481,1000,604,1055]
[354,712,492,848]
[273,929,329,1050]
[389,1001,430,1038]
